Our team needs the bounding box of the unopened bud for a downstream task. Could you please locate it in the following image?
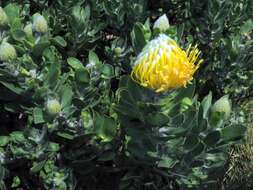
[20,68,30,77]
[114,47,122,56]
[0,42,17,61]
[212,95,231,120]
[46,99,61,116]
[153,14,169,32]
[33,14,48,34]
[0,7,8,27]
[24,23,33,36]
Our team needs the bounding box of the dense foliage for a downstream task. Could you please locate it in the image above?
[0,0,252,189]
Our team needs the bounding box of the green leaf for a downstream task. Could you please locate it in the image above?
[11,176,20,188]
[114,88,142,119]
[158,157,178,169]
[75,68,90,83]
[127,141,148,159]
[0,166,5,181]
[56,132,75,140]
[52,36,67,47]
[32,41,50,57]
[131,22,146,53]
[33,107,45,124]
[31,160,46,173]
[184,135,199,151]
[44,49,61,88]
[101,64,114,79]
[240,19,253,34]
[72,5,90,26]
[200,92,212,119]
[4,4,21,29]
[88,51,100,65]
[67,57,84,70]
[47,142,60,152]
[93,112,117,142]
[165,127,188,137]
[12,29,26,41]
[120,75,143,99]
[146,112,170,126]
[189,141,205,157]
[0,82,24,95]
[221,125,246,141]
[204,131,221,146]
[177,23,185,41]
[0,136,9,147]
[60,85,73,108]
[97,151,115,161]
[174,81,196,102]
[10,131,25,143]
[0,182,6,190]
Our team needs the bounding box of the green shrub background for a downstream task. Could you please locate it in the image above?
[0,0,252,189]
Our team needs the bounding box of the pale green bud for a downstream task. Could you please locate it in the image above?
[0,7,8,26]
[46,99,61,116]
[24,23,33,36]
[212,95,231,120]
[153,14,170,32]
[33,14,48,34]
[114,47,122,56]
[20,68,30,77]
[0,42,17,61]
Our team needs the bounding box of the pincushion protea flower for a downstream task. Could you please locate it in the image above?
[131,34,203,92]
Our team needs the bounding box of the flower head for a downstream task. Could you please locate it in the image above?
[131,34,203,92]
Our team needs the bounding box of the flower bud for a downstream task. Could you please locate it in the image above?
[0,42,17,61]
[0,7,8,27]
[46,99,61,116]
[153,14,170,32]
[20,68,30,77]
[114,47,122,56]
[33,14,48,34]
[24,23,33,37]
[212,95,231,120]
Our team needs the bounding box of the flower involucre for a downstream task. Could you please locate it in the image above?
[131,34,203,92]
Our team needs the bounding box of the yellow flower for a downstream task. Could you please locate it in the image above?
[131,34,203,92]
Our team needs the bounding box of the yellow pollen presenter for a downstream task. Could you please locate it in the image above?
[131,34,203,93]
